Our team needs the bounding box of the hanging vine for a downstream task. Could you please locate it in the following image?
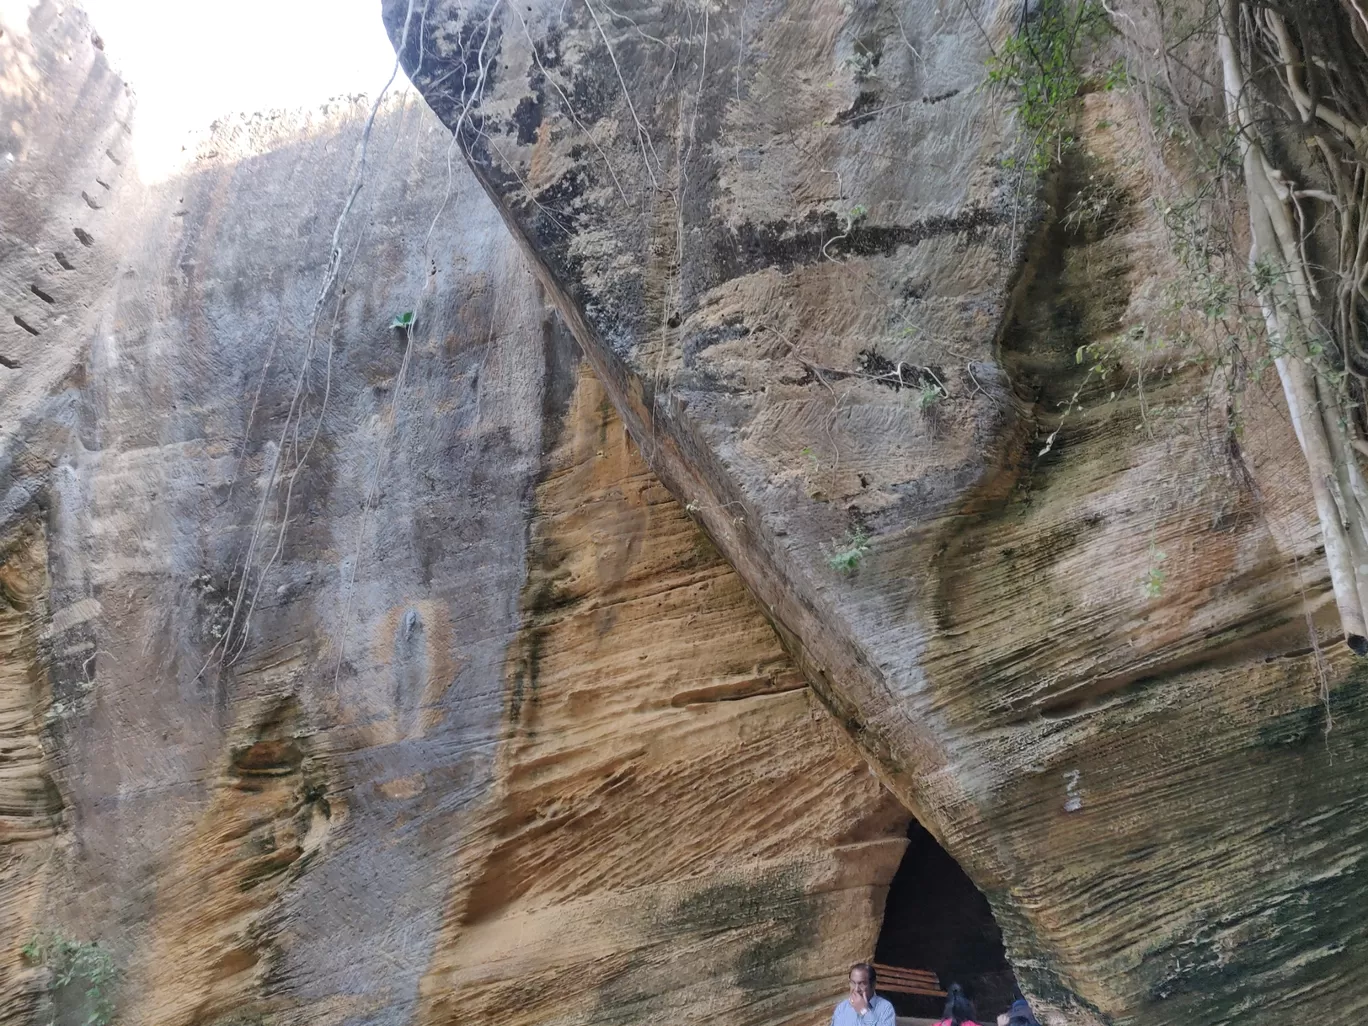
[1213,0,1368,652]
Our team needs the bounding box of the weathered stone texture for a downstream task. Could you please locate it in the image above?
[0,1,130,426]
[0,520,61,1024]
[383,0,1368,1021]
[0,5,911,1025]
[417,365,908,1026]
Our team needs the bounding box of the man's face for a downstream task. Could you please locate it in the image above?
[849,968,873,1005]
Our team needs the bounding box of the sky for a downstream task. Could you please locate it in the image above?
[76,0,406,179]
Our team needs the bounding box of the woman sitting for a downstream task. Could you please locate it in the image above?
[934,983,980,1026]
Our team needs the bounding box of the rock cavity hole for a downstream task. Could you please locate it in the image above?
[874,818,1018,1020]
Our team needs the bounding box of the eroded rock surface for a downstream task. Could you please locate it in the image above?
[417,366,907,1026]
[1,5,910,1025]
[383,0,1368,1021]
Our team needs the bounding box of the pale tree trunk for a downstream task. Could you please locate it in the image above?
[1217,0,1368,651]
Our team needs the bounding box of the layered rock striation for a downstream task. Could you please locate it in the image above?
[382,0,1368,1021]
[1,4,909,1025]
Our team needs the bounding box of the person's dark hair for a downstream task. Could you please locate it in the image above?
[941,982,975,1026]
[850,962,877,987]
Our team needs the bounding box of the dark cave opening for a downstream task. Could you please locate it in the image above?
[874,818,1019,1022]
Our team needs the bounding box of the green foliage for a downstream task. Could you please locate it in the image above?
[1075,338,1122,376]
[390,310,415,329]
[841,46,878,81]
[22,935,118,1026]
[916,381,944,409]
[1143,543,1167,599]
[986,0,1114,175]
[1102,58,1128,92]
[825,527,870,573]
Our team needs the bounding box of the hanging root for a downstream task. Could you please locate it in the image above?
[1217,0,1368,653]
[201,0,425,681]
[330,0,503,691]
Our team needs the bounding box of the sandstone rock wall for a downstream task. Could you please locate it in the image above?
[382,0,1368,1021]
[0,5,912,1024]
[416,365,907,1026]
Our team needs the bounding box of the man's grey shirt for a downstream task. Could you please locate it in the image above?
[831,995,896,1026]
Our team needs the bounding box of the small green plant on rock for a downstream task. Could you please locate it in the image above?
[841,46,878,80]
[916,381,944,410]
[826,527,870,573]
[1143,543,1167,599]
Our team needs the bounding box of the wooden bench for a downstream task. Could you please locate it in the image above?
[871,963,947,998]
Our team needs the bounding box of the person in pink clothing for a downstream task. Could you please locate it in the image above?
[934,983,981,1026]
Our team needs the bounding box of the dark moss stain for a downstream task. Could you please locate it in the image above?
[534,29,563,69]
[1254,662,1367,750]
[511,94,543,145]
[1122,655,1368,1023]
[855,349,943,392]
[568,46,617,124]
[682,320,750,367]
[924,145,1144,702]
[536,166,594,210]
[593,867,819,1019]
[901,277,929,301]
[386,3,504,154]
[594,955,662,1026]
[508,629,545,729]
[836,90,882,128]
[681,527,723,571]
[539,309,582,445]
[720,206,1009,278]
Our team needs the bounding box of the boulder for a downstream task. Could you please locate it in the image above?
[380,0,1368,1020]
[0,5,908,1024]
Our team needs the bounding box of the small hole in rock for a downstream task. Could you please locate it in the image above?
[13,315,39,336]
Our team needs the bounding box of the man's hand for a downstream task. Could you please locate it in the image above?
[850,994,870,1015]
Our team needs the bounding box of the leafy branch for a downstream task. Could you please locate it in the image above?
[986,0,1116,176]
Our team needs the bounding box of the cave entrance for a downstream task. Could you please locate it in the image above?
[873,818,1019,1022]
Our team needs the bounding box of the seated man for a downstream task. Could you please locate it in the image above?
[831,963,896,1026]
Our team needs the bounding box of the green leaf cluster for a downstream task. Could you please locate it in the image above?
[21,935,118,1026]
[986,0,1114,176]
[826,527,871,573]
